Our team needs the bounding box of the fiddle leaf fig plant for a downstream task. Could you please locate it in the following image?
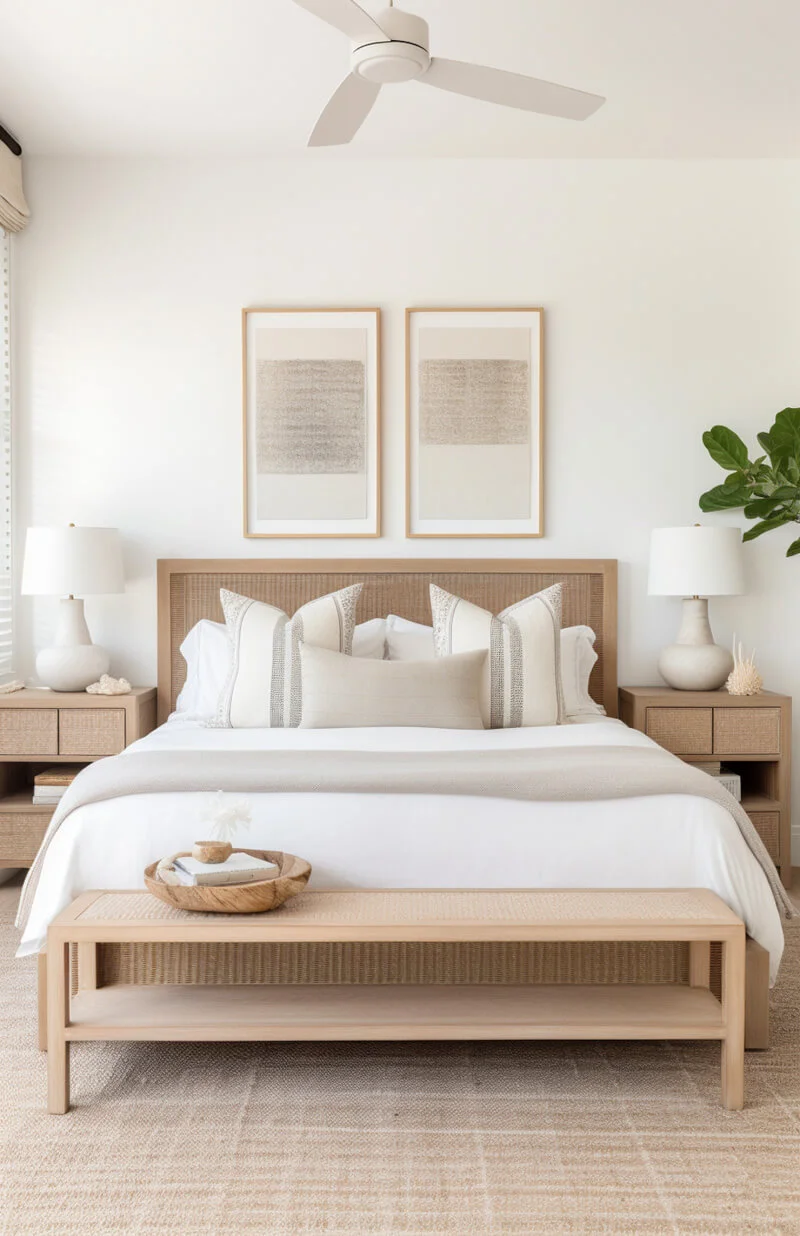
[699,408,800,557]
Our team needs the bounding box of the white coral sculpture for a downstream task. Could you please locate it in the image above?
[726,640,763,696]
[201,791,252,845]
[86,674,131,696]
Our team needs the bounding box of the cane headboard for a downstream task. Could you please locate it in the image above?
[157,558,618,724]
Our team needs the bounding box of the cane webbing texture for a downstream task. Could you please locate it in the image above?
[714,707,781,755]
[749,811,780,863]
[645,707,712,755]
[166,567,612,716]
[96,940,696,989]
[0,708,57,755]
[58,708,125,756]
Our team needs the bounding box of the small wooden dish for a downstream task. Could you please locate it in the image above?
[144,849,311,914]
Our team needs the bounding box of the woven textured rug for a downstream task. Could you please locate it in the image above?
[0,876,798,1236]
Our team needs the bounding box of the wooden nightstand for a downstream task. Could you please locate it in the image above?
[619,687,792,888]
[0,687,156,869]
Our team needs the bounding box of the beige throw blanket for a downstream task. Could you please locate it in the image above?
[16,744,794,932]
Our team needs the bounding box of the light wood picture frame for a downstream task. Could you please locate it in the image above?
[406,307,544,538]
[243,308,381,538]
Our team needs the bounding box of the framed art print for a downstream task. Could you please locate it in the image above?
[243,308,381,537]
[406,307,543,538]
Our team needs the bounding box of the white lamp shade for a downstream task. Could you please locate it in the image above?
[648,526,745,597]
[21,526,124,596]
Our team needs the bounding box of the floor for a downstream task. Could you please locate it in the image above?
[0,874,798,1236]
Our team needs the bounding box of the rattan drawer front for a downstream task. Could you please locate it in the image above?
[645,708,713,755]
[59,709,125,756]
[0,709,58,756]
[0,811,51,858]
[748,811,780,864]
[713,708,780,755]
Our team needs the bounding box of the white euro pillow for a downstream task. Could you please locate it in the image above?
[299,643,486,730]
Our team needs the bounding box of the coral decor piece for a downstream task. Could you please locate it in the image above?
[86,674,131,696]
[726,641,763,696]
[201,791,253,846]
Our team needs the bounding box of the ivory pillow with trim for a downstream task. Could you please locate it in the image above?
[430,582,564,728]
[299,643,486,730]
[215,584,362,728]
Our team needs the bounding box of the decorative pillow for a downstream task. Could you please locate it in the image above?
[560,625,605,717]
[299,643,486,730]
[430,583,564,728]
[216,585,362,728]
[352,617,388,661]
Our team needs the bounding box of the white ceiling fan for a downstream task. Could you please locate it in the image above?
[292,0,606,146]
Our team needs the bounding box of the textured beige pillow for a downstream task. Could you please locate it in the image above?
[430,582,564,728]
[299,643,486,729]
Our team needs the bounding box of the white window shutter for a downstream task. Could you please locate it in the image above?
[0,230,13,680]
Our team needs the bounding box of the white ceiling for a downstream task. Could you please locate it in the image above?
[2,0,800,157]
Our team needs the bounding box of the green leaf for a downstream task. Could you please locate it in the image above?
[722,471,745,489]
[743,496,781,519]
[742,514,793,541]
[699,484,750,512]
[757,431,774,456]
[702,426,750,472]
[787,537,800,557]
[771,485,799,501]
[769,408,800,464]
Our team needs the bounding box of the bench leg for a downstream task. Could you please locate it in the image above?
[721,928,746,1111]
[47,938,70,1114]
[745,937,770,1051]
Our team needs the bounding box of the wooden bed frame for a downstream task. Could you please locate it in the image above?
[64,556,770,1048]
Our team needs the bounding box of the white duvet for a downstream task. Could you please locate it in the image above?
[19,716,784,980]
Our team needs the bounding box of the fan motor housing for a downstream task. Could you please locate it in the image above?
[351,7,431,83]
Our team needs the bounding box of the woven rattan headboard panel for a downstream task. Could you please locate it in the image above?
[157,558,618,724]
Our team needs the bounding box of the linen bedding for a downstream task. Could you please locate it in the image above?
[17,715,785,980]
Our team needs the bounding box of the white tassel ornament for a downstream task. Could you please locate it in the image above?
[725,640,763,696]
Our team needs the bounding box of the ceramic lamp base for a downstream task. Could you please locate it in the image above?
[657,597,734,691]
[36,597,110,692]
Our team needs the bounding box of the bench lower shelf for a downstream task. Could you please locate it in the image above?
[67,982,726,1042]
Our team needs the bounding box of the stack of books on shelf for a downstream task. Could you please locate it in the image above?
[171,852,279,887]
[32,766,82,807]
[693,761,742,801]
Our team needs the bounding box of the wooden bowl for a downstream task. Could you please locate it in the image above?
[144,849,311,914]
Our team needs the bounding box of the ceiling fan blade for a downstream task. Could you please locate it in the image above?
[292,0,390,44]
[419,58,605,121]
[309,73,382,146]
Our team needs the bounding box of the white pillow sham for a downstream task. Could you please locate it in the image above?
[176,616,386,720]
[386,614,604,718]
[429,583,564,728]
[215,585,362,728]
[299,643,486,730]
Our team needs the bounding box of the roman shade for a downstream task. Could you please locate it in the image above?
[0,131,29,233]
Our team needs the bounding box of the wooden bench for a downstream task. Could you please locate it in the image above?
[45,887,747,1113]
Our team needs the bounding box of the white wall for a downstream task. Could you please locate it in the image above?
[12,157,800,850]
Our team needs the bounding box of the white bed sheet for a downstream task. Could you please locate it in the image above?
[19,716,785,980]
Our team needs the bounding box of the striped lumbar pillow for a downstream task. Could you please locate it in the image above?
[215,584,362,728]
[429,582,564,728]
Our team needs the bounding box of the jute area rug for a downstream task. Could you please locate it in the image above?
[0,876,798,1236]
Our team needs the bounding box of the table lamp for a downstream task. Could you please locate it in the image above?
[21,525,124,691]
[648,525,744,691]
